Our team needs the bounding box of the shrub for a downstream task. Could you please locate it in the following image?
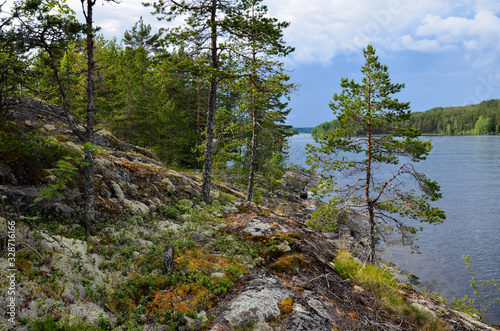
[452,254,500,320]
[0,117,81,185]
[29,314,96,331]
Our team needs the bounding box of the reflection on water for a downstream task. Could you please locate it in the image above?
[288,134,500,324]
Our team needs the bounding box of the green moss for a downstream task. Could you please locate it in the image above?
[268,253,308,274]
[55,134,73,142]
[278,298,294,314]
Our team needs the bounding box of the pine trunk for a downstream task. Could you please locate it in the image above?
[366,125,375,263]
[195,76,201,170]
[83,0,96,236]
[246,86,258,201]
[201,0,218,203]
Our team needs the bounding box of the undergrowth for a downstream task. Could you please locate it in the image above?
[333,250,448,330]
[0,117,82,185]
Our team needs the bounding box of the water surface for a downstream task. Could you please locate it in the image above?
[288,134,500,324]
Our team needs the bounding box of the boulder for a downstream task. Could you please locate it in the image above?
[162,245,174,275]
[214,275,292,328]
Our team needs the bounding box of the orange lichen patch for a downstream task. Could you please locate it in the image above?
[148,287,209,313]
[147,248,246,313]
[121,160,155,177]
[237,203,260,213]
[347,311,359,319]
[175,247,241,272]
[286,232,302,240]
[121,160,140,172]
[278,298,294,314]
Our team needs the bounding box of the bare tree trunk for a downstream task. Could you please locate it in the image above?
[246,90,258,201]
[366,125,375,263]
[195,76,201,170]
[82,0,96,237]
[202,77,217,203]
[126,70,132,142]
[201,0,218,203]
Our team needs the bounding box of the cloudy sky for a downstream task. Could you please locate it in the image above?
[4,0,500,127]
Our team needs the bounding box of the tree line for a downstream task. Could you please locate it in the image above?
[312,98,500,137]
[0,0,296,234]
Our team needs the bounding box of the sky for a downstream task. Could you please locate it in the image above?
[3,0,500,127]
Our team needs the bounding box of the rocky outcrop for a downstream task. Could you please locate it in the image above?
[1,99,497,331]
[0,98,217,220]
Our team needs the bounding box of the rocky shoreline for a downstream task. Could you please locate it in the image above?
[1,99,498,330]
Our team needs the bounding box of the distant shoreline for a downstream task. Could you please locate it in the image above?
[297,132,500,137]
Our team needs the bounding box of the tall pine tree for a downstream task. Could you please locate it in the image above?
[146,0,293,202]
[307,45,445,263]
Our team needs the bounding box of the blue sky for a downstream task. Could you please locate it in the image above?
[3,0,500,127]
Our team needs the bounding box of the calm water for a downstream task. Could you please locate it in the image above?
[288,134,500,324]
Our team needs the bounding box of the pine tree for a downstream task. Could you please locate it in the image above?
[7,0,84,117]
[307,45,445,263]
[233,1,294,201]
[79,0,119,236]
[146,0,293,202]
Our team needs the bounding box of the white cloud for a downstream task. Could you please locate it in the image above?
[66,0,162,39]
[3,0,500,70]
[417,11,500,41]
[265,0,455,64]
[401,35,455,52]
[412,9,500,67]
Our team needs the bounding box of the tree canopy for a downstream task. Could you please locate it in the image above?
[0,0,296,208]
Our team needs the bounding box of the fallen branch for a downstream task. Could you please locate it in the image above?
[18,215,80,259]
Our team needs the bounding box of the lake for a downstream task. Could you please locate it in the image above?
[288,134,500,324]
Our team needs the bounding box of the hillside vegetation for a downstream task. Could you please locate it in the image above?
[1,99,498,330]
[312,99,500,137]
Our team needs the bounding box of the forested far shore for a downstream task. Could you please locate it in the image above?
[312,98,500,137]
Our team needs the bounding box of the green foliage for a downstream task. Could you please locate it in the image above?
[452,255,500,320]
[29,313,97,331]
[161,198,222,224]
[421,279,446,303]
[112,272,169,312]
[306,203,340,233]
[9,0,85,110]
[36,156,88,202]
[0,118,81,185]
[333,250,446,328]
[474,115,493,134]
[3,0,296,181]
[306,45,445,262]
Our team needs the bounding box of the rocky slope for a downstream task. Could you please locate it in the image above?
[0,99,498,330]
